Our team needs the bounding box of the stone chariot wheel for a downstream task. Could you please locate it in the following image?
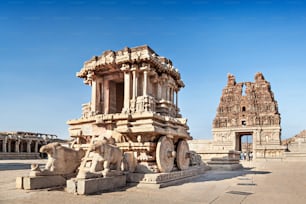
[156,136,175,173]
[176,140,190,170]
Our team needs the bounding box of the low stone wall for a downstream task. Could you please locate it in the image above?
[188,140,237,161]
[288,141,306,153]
[0,153,41,160]
[283,152,306,161]
[188,140,215,161]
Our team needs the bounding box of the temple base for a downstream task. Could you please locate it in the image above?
[16,175,66,190]
[66,175,126,195]
[127,166,207,189]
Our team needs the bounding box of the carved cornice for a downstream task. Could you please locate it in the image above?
[76,45,184,88]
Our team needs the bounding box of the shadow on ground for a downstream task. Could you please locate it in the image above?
[192,168,271,183]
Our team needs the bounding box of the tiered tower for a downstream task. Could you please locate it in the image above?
[212,73,284,159]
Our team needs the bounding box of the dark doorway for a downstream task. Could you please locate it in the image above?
[109,81,124,114]
[116,82,124,113]
[235,132,253,152]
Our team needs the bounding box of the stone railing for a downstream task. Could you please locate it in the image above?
[156,99,178,117]
[132,96,156,113]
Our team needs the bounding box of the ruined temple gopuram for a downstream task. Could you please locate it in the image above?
[212,72,284,159]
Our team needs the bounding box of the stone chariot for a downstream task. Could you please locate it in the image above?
[67,45,193,174]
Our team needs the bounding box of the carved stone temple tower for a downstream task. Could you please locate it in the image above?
[212,72,284,159]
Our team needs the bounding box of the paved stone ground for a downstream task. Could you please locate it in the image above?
[0,159,306,204]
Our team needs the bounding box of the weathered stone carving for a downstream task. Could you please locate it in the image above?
[77,138,123,178]
[30,142,85,176]
[189,151,203,166]
[212,73,284,159]
[67,45,193,173]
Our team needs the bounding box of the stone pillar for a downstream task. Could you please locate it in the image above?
[15,140,20,153]
[121,64,131,113]
[104,80,110,114]
[175,90,178,109]
[91,79,97,114]
[2,137,7,153]
[141,66,149,97]
[132,66,138,100]
[157,82,162,100]
[8,140,11,152]
[166,86,170,101]
[27,140,32,153]
[35,141,39,153]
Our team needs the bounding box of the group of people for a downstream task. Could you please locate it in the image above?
[240,151,253,161]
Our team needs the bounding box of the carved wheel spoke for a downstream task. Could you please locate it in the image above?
[176,140,190,170]
[156,136,174,173]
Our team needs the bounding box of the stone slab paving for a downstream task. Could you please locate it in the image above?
[1,160,306,204]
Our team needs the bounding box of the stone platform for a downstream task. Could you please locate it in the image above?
[16,175,66,190]
[127,166,207,189]
[207,157,243,171]
[66,175,126,195]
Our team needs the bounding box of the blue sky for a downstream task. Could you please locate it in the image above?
[1,0,306,140]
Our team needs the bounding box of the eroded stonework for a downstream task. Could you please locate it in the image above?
[67,45,193,174]
[212,73,284,159]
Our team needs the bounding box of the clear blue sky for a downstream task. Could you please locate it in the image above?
[1,0,306,140]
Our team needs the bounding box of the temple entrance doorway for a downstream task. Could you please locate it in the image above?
[235,132,253,156]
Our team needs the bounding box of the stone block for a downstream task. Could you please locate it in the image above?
[208,163,243,171]
[16,177,23,189]
[22,176,66,190]
[67,175,126,195]
[127,166,206,188]
[66,178,77,194]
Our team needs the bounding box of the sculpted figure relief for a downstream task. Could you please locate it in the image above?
[30,142,85,176]
[77,138,123,178]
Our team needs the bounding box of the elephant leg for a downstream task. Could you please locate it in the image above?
[90,158,98,172]
[116,159,122,171]
[102,161,110,177]
[103,161,110,172]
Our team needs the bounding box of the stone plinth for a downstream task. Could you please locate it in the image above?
[67,175,126,195]
[207,157,242,171]
[127,166,207,189]
[16,176,66,190]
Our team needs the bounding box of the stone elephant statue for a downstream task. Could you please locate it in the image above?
[89,138,123,176]
[35,142,85,175]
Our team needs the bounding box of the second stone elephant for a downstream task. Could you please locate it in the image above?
[90,139,123,176]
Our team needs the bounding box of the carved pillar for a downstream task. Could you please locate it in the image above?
[104,80,110,114]
[35,141,39,153]
[15,139,20,153]
[2,137,7,153]
[175,90,178,109]
[27,140,31,153]
[141,65,149,97]
[130,65,138,112]
[91,78,97,114]
[8,140,11,152]
[121,64,131,113]
[157,82,162,100]
[132,65,138,100]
